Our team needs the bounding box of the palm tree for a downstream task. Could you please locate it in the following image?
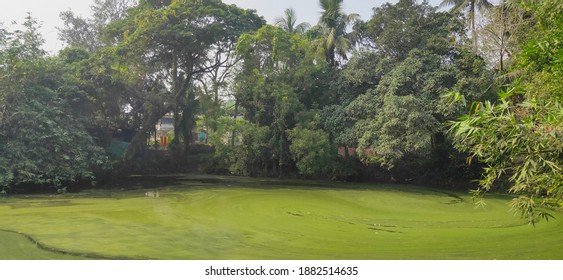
[318,0,359,66]
[441,0,494,51]
[274,8,311,35]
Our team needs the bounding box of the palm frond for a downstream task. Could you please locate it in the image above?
[295,22,311,35]
[276,7,309,34]
[440,0,467,12]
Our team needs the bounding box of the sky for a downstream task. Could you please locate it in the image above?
[0,0,442,54]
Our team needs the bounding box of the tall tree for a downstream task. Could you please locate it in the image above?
[234,25,329,176]
[440,0,493,52]
[194,44,238,140]
[317,0,359,66]
[115,0,264,161]
[274,8,311,35]
[345,0,494,170]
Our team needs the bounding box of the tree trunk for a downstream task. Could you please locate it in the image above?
[185,118,190,161]
[231,98,239,146]
[499,3,505,73]
[279,138,284,178]
[124,108,165,162]
[431,132,448,168]
[471,8,477,52]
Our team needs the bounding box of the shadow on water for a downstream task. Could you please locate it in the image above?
[106,174,346,191]
[93,174,474,207]
[108,175,187,190]
[110,174,465,192]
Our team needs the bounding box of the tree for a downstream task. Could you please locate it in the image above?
[478,0,532,73]
[0,23,8,46]
[275,8,311,35]
[55,45,142,143]
[208,118,270,176]
[345,0,494,171]
[440,0,493,52]
[0,15,111,191]
[351,50,443,168]
[194,22,247,142]
[316,0,359,66]
[235,26,298,176]
[359,0,455,62]
[234,25,331,176]
[58,0,137,52]
[449,0,563,224]
[138,0,172,9]
[111,0,264,161]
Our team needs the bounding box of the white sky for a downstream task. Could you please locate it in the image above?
[0,0,442,54]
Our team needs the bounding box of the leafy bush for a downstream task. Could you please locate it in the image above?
[288,127,335,177]
[0,16,111,191]
[208,118,270,176]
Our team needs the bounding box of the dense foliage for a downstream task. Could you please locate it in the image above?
[350,1,494,169]
[0,16,111,191]
[450,0,563,224]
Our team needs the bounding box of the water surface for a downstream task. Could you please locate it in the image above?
[1,175,562,259]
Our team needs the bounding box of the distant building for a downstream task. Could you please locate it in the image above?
[154,113,209,147]
[155,113,174,148]
[156,113,174,136]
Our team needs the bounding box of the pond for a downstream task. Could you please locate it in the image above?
[1,175,562,260]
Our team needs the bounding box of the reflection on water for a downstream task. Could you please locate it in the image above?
[144,190,160,198]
